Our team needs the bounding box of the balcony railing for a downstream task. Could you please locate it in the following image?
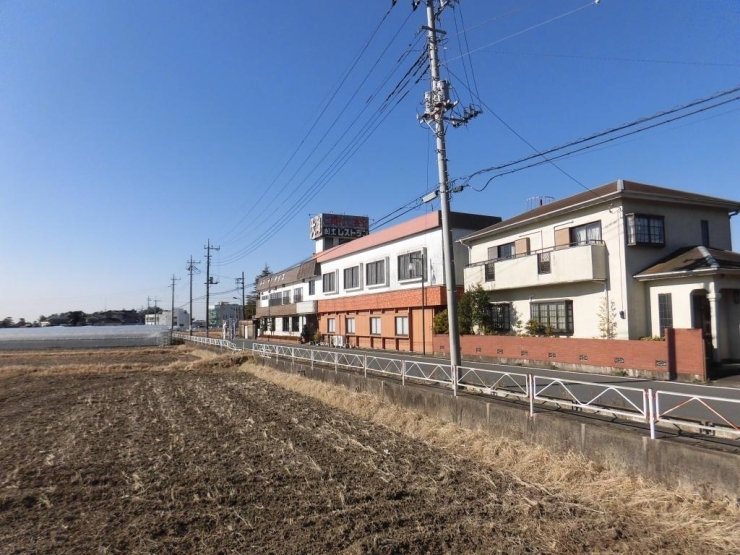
[465,241,607,290]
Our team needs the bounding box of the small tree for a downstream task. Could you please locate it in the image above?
[457,291,473,335]
[468,284,493,334]
[597,296,618,339]
[1,317,13,328]
[525,319,542,336]
[432,309,449,334]
[511,304,524,336]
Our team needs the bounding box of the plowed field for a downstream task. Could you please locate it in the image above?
[0,347,736,554]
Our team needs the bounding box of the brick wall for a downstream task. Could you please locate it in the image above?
[318,286,446,313]
[434,329,706,380]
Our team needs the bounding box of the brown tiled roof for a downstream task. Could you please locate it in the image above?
[634,247,740,279]
[461,180,740,243]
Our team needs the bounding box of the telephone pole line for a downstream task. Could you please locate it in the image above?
[148,296,161,325]
[419,0,475,394]
[204,239,220,338]
[169,274,180,333]
[235,272,246,320]
[186,256,201,336]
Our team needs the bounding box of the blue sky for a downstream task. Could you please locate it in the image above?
[1,0,738,322]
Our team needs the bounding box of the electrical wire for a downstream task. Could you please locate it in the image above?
[217,2,400,246]
[219,8,418,250]
[467,93,740,192]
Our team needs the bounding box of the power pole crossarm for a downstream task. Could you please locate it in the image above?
[421,0,466,393]
[186,256,201,336]
[204,239,220,339]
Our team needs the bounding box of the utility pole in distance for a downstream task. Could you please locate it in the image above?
[204,239,220,338]
[169,274,180,334]
[235,272,246,318]
[419,0,478,394]
[186,256,200,336]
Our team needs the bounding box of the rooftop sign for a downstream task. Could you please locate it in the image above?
[309,213,369,240]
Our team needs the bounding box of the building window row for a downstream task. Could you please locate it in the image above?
[366,260,386,287]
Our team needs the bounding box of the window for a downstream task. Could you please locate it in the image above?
[658,293,673,337]
[344,266,360,289]
[395,316,409,336]
[701,220,710,247]
[490,304,511,332]
[537,252,551,274]
[530,301,574,334]
[498,242,515,259]
[328,318,336,333]
[282,290,291,305]
[571,221,602,245]
[291,316,299,332]
[346,317,355,334]
[322,272,336,293]
[398,251,424,281]
[294,288,303,303]
[269,292,281,306]
[308,280,315,296]
[366,260,386,286]
[282,316,289,331]
[484,262,495,282]
[370,317,381,335]
[626,214,665,246]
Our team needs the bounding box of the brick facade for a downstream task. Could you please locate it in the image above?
[318,286,448,352]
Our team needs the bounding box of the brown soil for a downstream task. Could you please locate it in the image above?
[0,348,736,554]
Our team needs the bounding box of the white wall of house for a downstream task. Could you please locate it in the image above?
[145,308,189,328]
[314,229,447,300]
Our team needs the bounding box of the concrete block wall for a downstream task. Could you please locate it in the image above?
[262,356,739,500]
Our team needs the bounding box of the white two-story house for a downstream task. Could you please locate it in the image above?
[460,180,740,363]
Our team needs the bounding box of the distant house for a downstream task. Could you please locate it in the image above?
[460,179,740,363]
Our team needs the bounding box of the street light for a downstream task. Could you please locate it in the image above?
[409,253,426,355]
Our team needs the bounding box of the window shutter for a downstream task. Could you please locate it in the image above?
[554,228,570,248]
[487,246,498,261]
[514,237,530,256]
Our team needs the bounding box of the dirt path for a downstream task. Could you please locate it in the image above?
[0,349,737,554]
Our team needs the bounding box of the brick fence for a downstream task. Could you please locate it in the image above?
[434,328,706,381]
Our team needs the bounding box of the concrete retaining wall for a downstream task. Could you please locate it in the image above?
[262,356,739,501]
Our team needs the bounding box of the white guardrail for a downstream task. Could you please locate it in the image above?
[174,335,740,441]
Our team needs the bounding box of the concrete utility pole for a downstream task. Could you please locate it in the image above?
[204,239,220,338]
[186,256,200,336]
[148,296,161,325]
[235,272,246,319]
[420,0,462,391]
[169,274,180,333]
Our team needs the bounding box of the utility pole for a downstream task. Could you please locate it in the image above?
[186,256,200,336]
[204,239,220,338]
[419,0,476,394]
[148,296,161,325]
[169,274,180,333]
[235,272,246,319]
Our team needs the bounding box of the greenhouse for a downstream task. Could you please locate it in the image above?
[0,325,172,350]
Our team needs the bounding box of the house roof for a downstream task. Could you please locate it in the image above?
[460,179,740,244]
[634,246,740,280]
[255,211,499,291]
[314,210,501,263]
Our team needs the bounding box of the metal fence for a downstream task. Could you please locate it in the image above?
[175,336,740,441]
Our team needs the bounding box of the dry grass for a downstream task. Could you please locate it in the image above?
[240,358,740,553]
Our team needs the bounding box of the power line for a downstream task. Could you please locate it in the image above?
[458,84,740,184]
[218,5,412,249]
[467,93,740,192]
